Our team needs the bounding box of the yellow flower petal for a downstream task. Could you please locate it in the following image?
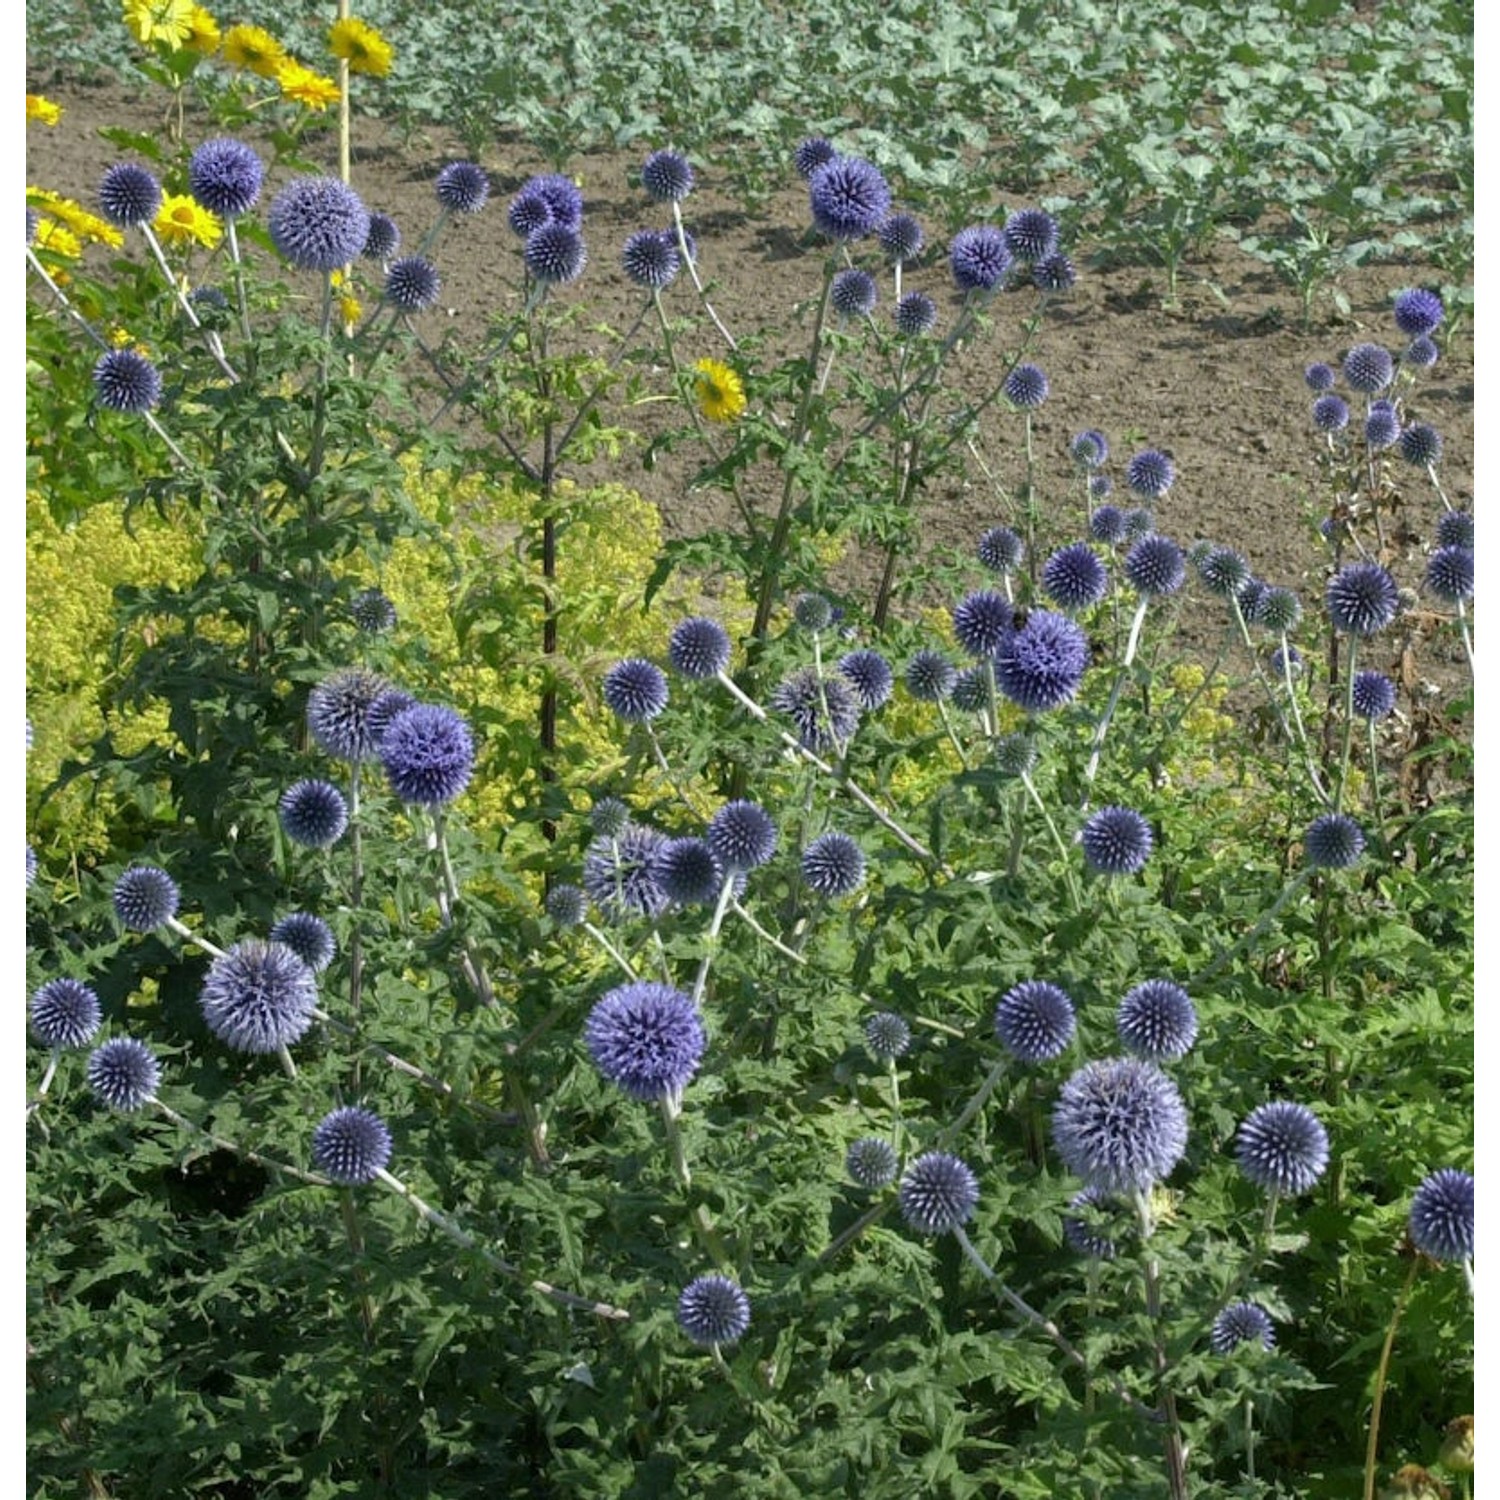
[693,358,747,423]
[182,5,220,54]
[328,16,393,77]
[34,220,82,259]
[26,94,63,126]
[153,193,223,250]
[121,0,195,49]
[28,188,125,248]
[276,59,340,111]
[221,23,286,78]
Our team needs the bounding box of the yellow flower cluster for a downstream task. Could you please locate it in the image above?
[275,59,340,110]
[220,23,285,76]
[26,94,63,125]
[329,16,394,77]
[28,189,124,249]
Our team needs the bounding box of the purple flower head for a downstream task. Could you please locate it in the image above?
[1398,422,1442,467]
[1004,362,1050,410]
[584,980,706,1100]
[363,212,399,260]
[268,176,371,271]
[1437,511,1474,549]
[1124,534,1185,596]
[312,1106,392,1185]
[864,1010,910,1061]
[582,822,669,920]
[379,703,475,806]
[640,149,693,203]
[31,978,103,1050]
[269,912,336,972]
[1126,449,1175,499]
[1081,805,1153,876]
[677,1274,750,1347]
[904,648,958,703]
[1090,473,1115,501]
[113,864,180,931]
[1426,545,1473,605]
[801,831,865,898]
[527,173,584,229]
[367,688,417,746]
[893,290,937,337]
[1090,505,1126,544]
[1197,545,1252,601]
[808,155,890,240]
[994,979,1076,1064]
[1062,1186,1120,1260]
[200,938,318,1055]
[655,837,723,906]
[1364,401,1400,449]
[1043,542,1109,611]
[603,658,669,723]
[1313,394,1349,432]
[1053,1056,1189,1194]
[590,796,631,839]
[507,186,553,236]
[435,160,489,214]
[1252,586,1302,633]
[1408,1167,1474,1262]
[1033,253,1076,292]
[98,162,162,227]
[279,778,348,849]
[995,610,1089,713]
[524,222,587,284]
[668,616,731,680]
[93,350,162,414]
[878,212,924,263]
[772,668,860,751]
[1211,1302,1276,1354]
[993,732,1038,778]
[1117,979,1197,1061]
[837,648,894,710]
[621,228,679,289]
[794,137,838,179]
[1002,207,1059,261]
[384,255,441,311]
[188,138,263,217]
[899,1151,979,1235]
[1070,429,1110,468]
[1403,335,1439,369]
[977,525,1025,575]
[545,883,586,926]
[86,1037,160,1111]
[1343,342,1393,394]
[792,592,833,632]
[706,799,778,872]
[1393,287,1444,337]
[1326,561,1399,636]
[950,224,1012,291]
[1351,670,1397,721]
[350,587,397,633]
[1304,812,1364,870]
[846,1136,899,1189]
[1304,361,1336,392]
[1235,1100,1329,1196]
[830,267,878,318]
[953,589,1017,657]
[951,664,989,713]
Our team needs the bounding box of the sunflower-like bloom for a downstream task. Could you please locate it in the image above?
[693,358,745,423]
[182,6,220,54]
[328,16,394,76]
[221,23,287,77]
[277,59,340,110]
[153,193,222,249]
[26,94,63,125]
[122,0,195,49]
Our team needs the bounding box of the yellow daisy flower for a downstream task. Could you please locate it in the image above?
[693,358,747,423]
[27,189,124,248]
[182,5,220,54]
[153,193,223,249]
[34,220,82,259]
[26,94,63,126]
[276,59,340,111]
[328,16,393,78]
[221,23,286,78]
[338,292,363,326]
[121,0,195,48]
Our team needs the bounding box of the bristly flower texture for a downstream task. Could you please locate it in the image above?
[677,1275,750,1348]
[31,978,103,1050]
[949,224,1011,291]
[385,256,441,311]
[879,212,924,263]
[655,838,723,906]
[994,979,1077,1064]
[524,222,587,284]
[837,649,894,710]
[98,162,162,227]
[994,611,1089,713]
[1197,545,1253,601]
[792,592,834,631]
[808,154,890,240]
[188,138,263,218]
[693,358,746,422]
[894,290,937,337]
[1062,1186,1120,1260]
[267,176,371,272]
[1081,805,1154,876]
[279,778,349,849]
[1125,449,1175,499]
[1343,341,1394,393]
[1234,1100,1329,1196]
[312,1106,393,1185]
[582,823,669,920]
[434,160,490,214]
[379,704,475,806]
[363,213,400,260]
[86,1037,161,1112]
[351,586,397,633]
[1003,362,1049,409]
[1053,1056,1189,1195]
[1408,1167,1474,1262]
[641,148,694,202]
[1352,670,1397,721]
[864,1011,911,1061]
[270,912,337,972]
[830,267,878,318]
[667,616,731,680]
[523,173,585,230]
[1304,362,1336,392]
[113,864,180,931]
[706,800,778,872]
[584,981,706,1101]
[846,1136,899,1189]
[200,939,318,1056]
[1398,422,1443,467]
[1312,394,1349,432]
[1043,542,1108,611]
[1071,429,1110,468]
[1393,287,1444,337]
[793,137,838,180]
[545,884,586,926]
[899,1152,980,1235]
[771,668,861,752]
[905,648,957,704]
[1117,980,1197,1061]
[952,589,1017,657]
[1425,545,1473,605]
[1211,1302,1276,1354]
[1437,511,1474,549]
[621,228,679,289]
[603,658,669,723]
[1002,206,1059,261]
[1365,401,1400,449]
[801,831,866,898]
[93,350,162,414]
[1033,253,1075,292]
[1326,561,1399,636]
[978,525,1025,575]
[1125,535,1185,596]
[1304,812,1365,870]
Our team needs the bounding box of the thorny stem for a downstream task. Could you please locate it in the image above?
[660,1092,731,1268]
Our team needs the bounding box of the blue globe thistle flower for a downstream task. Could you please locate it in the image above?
[98,162,162,227]
[1003,207,1059,262]
[1398,422,1442,467]
[385,256,441,311]
[1124,534,1185,596]
[1070,429,1110,468]
[667,616,731,680]
[350,586,397,633]
[603,658,669,723]
[837,648,894,710]
[545,883,587,926]
[590,796,632,839]
[113,864,180,931]
[949,224,1012,291]
[363,212,400,260]
[1062,1186,1120,1260]
[1304,812,1364,870]
[1053,1056,1189,1195]
[899,1151,979,1235]
[792,592,834,632]
[677,1274,750,1347]
[995,610,1089,713]
[379,703,475,806]
[951,664,990,713]
[1312,394,1350,432]
[434,160,490,214]
[1393,287,1444,337]
[200,939,318,1056]
[1437,511,1474,549]
[1197,544,1252,601]
[772,668,861,751]
[905,648,958,703]
[953,589,1017,657]
[706,799,778,872]
[524,222,587,284]
[654,838,723,906]
[585,980,706,1100]
[93,350,162,414]
[268,176,371,272]
[641,149,693,202]
[1425,545,1473,605]
[187,287,231,326]
[86,1037,161,1112]
[1326,561,1399,636]
[1236,577,1270,622]
[1090,473,1115,501]
[878,212,924,263]
[1408,1167,1474,1262]
[279,778,349,849]
[1269,643,1303,678]
[527,173,584,229]
[621,228,679,289]
[312,1106,393,1186]
[1403,335,1439,369]
[31,978,103,1050]
[1043,542,1109,611]
[269,912,336,972]
[793,137,838,180]
[801,831,866,897]
[1304,362,1336,392]
[993,732,1038,778]
[582,822,669,920]
[864,1010,911,1061]
[893,290,937,337]
[188,138,263,217]
[26,843,37,887]
[808,155,890,240]
[994,979,1077,1064]
[1342,342,1394,394]
[1117,979,1197,1061]
[1090,505,1126,544]
[1210,1302,1276,1354]
[1234,1100,1329,1196]
[1351,670,1397,720]
[507,186,553,236]
[1081,805,1153,876]
[1364,400,1400,449]
[846,1136,898,1189]
[1125,449,1175,499]
[977,525,1025,574]
[1004,362,1050,409]
[367,688,418,746]
[1121,507,1154,541]
[830,267,878,318]
[1032,253,1076,292]
[1253,586,1302,633]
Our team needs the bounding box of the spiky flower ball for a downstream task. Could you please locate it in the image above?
[655,838,723,906]
[589,796,632,839]
[994,611,1089,713]
[98,162,162,226]
[527,173,584,229]
[524,222,587,284]
[1090,473,1115,501]
[113,864,180,931]
[951,665,989,713]
[86,1037,161,1111]
[794,137,838,179]
[953,590,1017,657]
[308,667,390,761]
[949,224,1011,292]
[668,616,731,680]
[1053,1056,1189,1195]
[1090,505,1126,544]
[864,1010,910,1062]
[269,912,336,972]
[792,592,834,632]
[808,155,890,240]
[831,267,878,317]
[1081,805,1153,876]
[1071,429,1110,468]
[1365,400,1400,449]
[677,1274,750,1348]
[977,525,1025,575]
[640,149,693,202]
[1351,670,1397,721]
[837,649,894,710]
[993,732,1038,778]
[1403,335,1439,369]
[1236,1100,1331,1197]
[200,939,318,1055]
[268,176,371,271]
[1437,511,1474,549]
[1062,1186,1119,1260]
[1408,1167,1474,1262]
[93,350,162,414]
[1312,394,1350,432]
[1003,362,1050,409]
[1033,253,1076,292]
[363,212,400,260]
[312,1106,392,1185]
[380,704,475,806]
[31,978,103,1050]
[1252,586,1302,633]
[1304,362,1336,392]
[348,586,397,633]
[1393,287,1444,337]
[801,831,866,898]
[1043,542,1108,611]
[1123,509,1154,542]
[905,648,958,703]
[1398,422,1443,467]
[188,137,263,217]
[1304,812,1364,870]
[1342,342,1393,394]
[846,1136,899,1189]
[1123,534,1185,597]
[1117,980,1197,1061]
[879,212,924,263]
[994,979,1076,1064]
[544,883,586,927]
[1210,1302,1276,1354]
[367,688,417,747]
[507,186,553,236]
[706,799,778,872]
[1003,207,1059,262]
[1326,561,1399,636]
[1425,545,1473,605]
[385,256,441,311]
[899,1151,979,1235]
[582,823,669,920]
[1125,449,1175,499]
[279,779,349,849]
[621,228,679,289]
[893,290,937,337]
[434,160,490,214]
[603,658,669,723]
[585,981,706,1101]
[1197,545,1252,600]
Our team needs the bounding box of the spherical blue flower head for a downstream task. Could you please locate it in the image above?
[93,350,162,414]
[878,212,923,263]
[589,796,632,838]
[1210,1302,1276,1354]
[1312,394,1349,432]
[949,225,1012,291]
[1090,473,1115,501]
[1408,1167,1474,1262]
[707,799,778,872]
[793,137,838,180]
[1304,361,1336,392]
[1252,586,1302,634]
[26,205,38,246]
[526,173,584,229]
[380,703,475,806]
[1125,449,1175,500]
[1070,429,1110,469]
[435,160,490,214]
[893,290,937,338]
[830,267,878,318]
[1233,577,1267,621]
[994,979,1077,1064]
[1363,401,1400,449]
[1004,362,1050,410]
[1033,253,1076,293]
[268,176,371,271]
[899,1151,979,1235]
[1342,341,1393,394]
[655,837,723,906]
[385,256,441,311]
[1196,545,1252,601]
[545,883,587,926]
[977,525,1025,574]
[188,286,230,325]
[864,1010,911,1061]
[279,778,349,849]
[773,667,860,750]
[641,148,693,202]
[585,980,706,1101]
[86,1037,161,1112]
[846,1135,898,1189]
[1081,805,1153,876]
[188,137,263,217]
[1062,1186,1119,1260]
[993,732,1038,778]
[1269,644,1303,678]
[200,938,318,1055]
[363,212,400,260]
[951,664,989,713]
[1123,534,1185,597]
[1234,1100,1329,1196]
[995,610,1089,713]
[31,978,103,1049]
[1425,545,1473,605]
[1304,812,1364,870]
[792,592,834,632]
[350,586,397,633]
[1326,561,1399,636]
[837,648,894,710]
[1053,1056,1189,1195]
[113,864,180,931]
[1117,979,1197,1061]
[582,822,670,920]
[1403,335,1439,369]
[677,1274,750,1347]
[953,589,1017,657]
[1351,670,1397,721]
[665,616,730,681]
[1398,422,1442,467]
[524,222,587,284]
[808,155,890,240]
[1393,287,1444,337]
[1121,507,1154,542]
[1089,505,1126,545]
[905,648,958,703]
[1003,207,1059,262]
[1043,543,1109,612]
[801,831,866,897]
[603,658,669,723]
[311,1106,393,1186]
[621,228,679,289]
[507,186,553,237]
[1437,510,1474,549]
[269,912,337,972]
[366,688,418,747]
[98,162,162,227]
